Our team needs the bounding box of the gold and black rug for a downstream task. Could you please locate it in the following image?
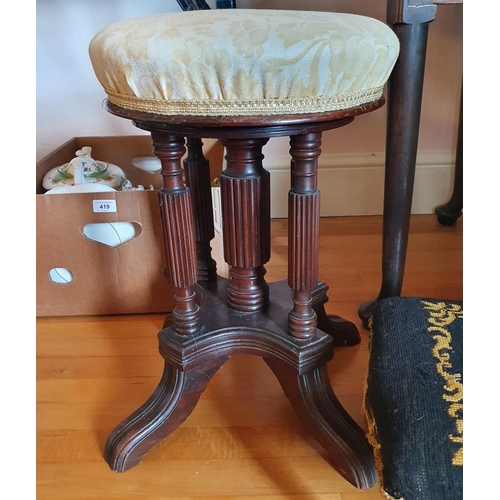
[364,297,463,500]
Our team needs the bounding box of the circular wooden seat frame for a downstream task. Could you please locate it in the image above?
[102,98,384,489]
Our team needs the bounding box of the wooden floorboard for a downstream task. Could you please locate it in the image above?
[36,215,463,499]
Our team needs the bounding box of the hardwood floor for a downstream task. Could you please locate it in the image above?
[36,214,463,499]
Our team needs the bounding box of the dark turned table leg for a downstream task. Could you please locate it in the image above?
[435,86,463,226]
[358,20,430,329]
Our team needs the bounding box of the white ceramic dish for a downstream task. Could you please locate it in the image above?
[44,183,117,194]
[131,156,162,173]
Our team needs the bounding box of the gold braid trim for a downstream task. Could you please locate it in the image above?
[106,87,384,116]
[362,394,388,495]
[381,492,399,500]
[422,300,463,467]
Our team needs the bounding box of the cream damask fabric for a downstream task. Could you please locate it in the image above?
[89,9,399,116]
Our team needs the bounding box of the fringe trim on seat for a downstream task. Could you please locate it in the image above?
[106,87,384,117]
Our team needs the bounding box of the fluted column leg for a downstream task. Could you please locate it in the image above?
[152,132,201,335]
[183,137,218,282]
[288,133,321,339]
[219,138,271,312]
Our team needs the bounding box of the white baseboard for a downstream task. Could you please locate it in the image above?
[262,152,456,218]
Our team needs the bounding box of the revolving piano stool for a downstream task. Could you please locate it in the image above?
[89,8,399,489]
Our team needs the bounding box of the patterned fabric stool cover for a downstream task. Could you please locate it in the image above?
[364,297,463,500]
[89,9,399,117]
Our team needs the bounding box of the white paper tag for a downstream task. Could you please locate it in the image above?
[93,199,117,213]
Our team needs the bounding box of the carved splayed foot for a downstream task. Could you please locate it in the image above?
[104,359,226,472]
[265,359,377,489]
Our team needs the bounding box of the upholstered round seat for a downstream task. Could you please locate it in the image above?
[89,9,399,117]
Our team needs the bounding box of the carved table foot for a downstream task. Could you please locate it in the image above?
[313,281,361,346]
[435,202,462,226]
[265,359,377,489]
[104,358,227,472]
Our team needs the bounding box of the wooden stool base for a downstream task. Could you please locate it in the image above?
[104,279,377,489]
[99,100,387,490]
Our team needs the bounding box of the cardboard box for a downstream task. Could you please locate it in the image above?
[36,135,224,316]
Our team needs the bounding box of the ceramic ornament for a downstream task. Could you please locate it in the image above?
[119,180,156,191]
[45,183,117,194]
[43,146,126,193]
[131,156,162,173]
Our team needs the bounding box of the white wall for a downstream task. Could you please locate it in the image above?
[36,0,183,160]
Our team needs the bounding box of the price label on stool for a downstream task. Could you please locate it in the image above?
[93,200,117,213]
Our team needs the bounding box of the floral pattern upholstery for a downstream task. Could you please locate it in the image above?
[89,9,399,116]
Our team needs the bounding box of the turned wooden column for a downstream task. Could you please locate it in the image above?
[288,133,321,339]
[152,132,201,335]
[183,137,217,282]
[219,138,271,312]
